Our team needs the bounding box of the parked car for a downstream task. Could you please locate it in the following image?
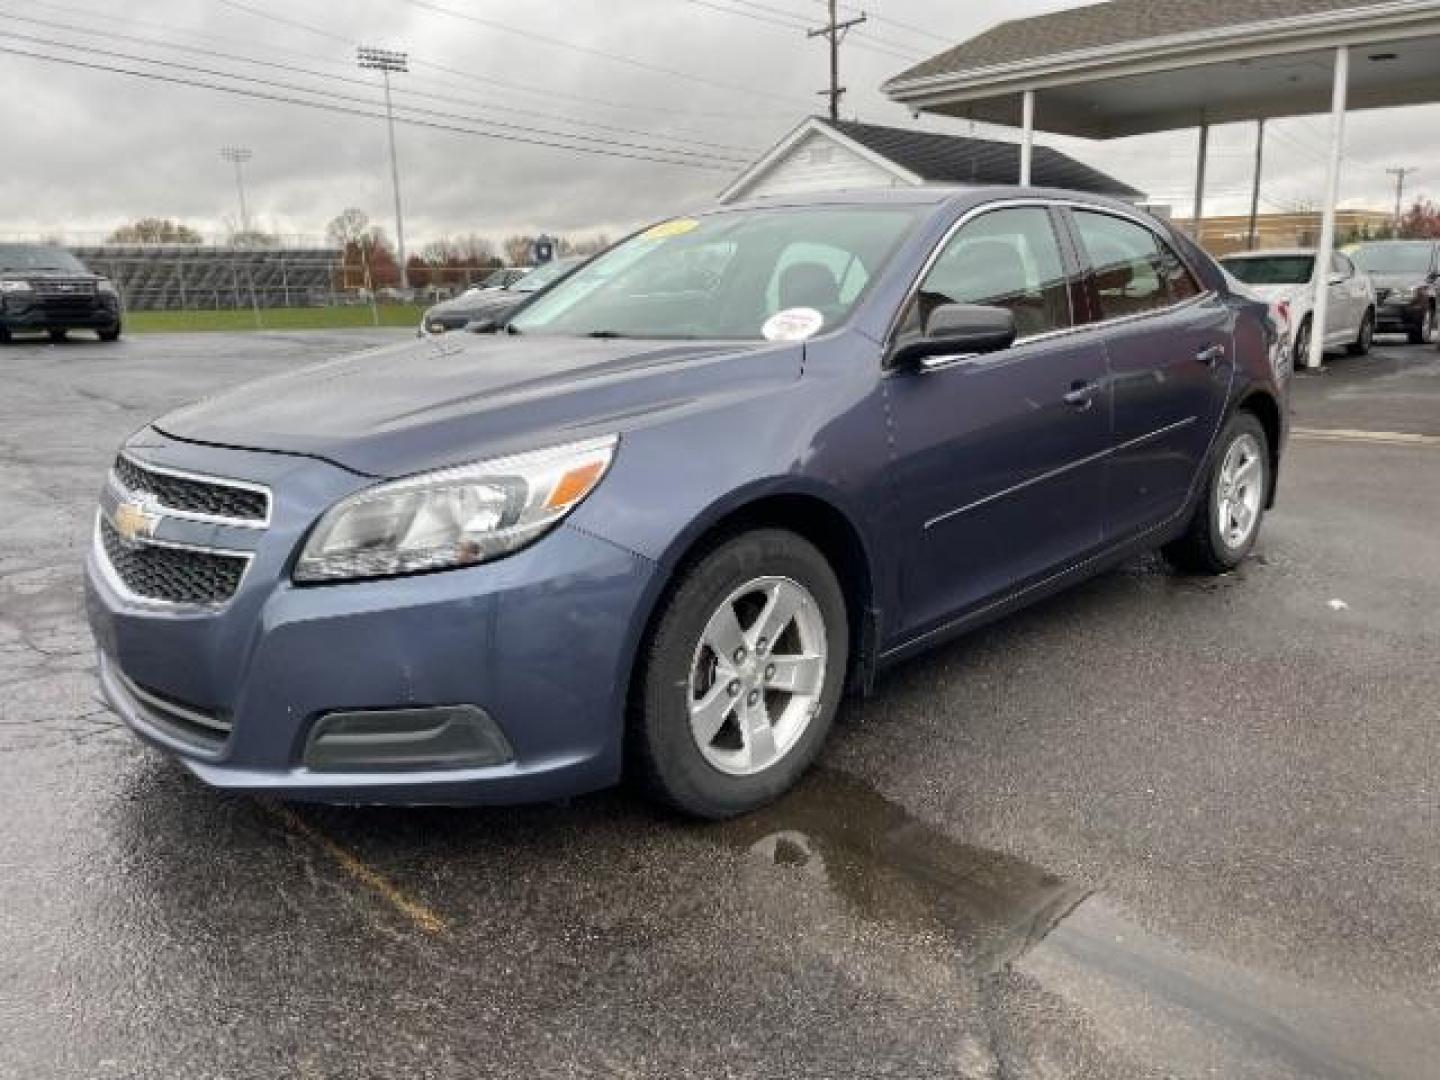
[1347,239,1439,345]
[1219,248,1375,363]
[0,243,123,342]
[420,256,583,335]
[86,189,1287,818]
[477,266,531,291]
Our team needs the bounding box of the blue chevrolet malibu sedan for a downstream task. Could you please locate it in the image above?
[86,188,1287,818]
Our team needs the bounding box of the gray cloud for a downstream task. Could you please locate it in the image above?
[1,0,1436,247]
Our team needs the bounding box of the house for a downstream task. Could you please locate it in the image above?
[718,116,1142,204]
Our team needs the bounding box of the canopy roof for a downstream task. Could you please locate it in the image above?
[884,0,1440,138]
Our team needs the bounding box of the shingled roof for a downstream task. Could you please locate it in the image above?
[824,119,1141,197]
[888,0,1395,85]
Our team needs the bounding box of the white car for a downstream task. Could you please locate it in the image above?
[1220,248,1376,362]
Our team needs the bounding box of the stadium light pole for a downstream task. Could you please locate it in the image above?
[220,146,253,238]
[357,46,409,292]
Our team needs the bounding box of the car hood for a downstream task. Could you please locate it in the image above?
[153,333,802,477]
[1365,272,1424,291]
[425,291,524,321]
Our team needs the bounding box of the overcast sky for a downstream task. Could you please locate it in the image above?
[1,0,1437,248]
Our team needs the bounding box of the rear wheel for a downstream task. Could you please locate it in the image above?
[632,529,848,818]
[1163,412,1270,575]
[47,329,67,343]
[1347,309,1374,356]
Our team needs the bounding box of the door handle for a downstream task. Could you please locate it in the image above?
[1196,343,1227,366]
[1063,381,1099,410]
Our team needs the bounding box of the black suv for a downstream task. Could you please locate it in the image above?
[0,243,122,343]
[1349,240,1439,345]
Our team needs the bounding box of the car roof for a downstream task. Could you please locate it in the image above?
[713,184,1152,217]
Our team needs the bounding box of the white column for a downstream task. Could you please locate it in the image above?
[1019,90,1034,186]
[1191,119,1209,239]
[1308,45,1350,371]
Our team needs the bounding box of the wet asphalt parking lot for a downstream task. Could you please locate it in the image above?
[1,329,1437,1079]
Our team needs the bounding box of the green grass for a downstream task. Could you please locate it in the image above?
[125,305,426,333]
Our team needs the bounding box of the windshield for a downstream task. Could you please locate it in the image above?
[1350,242,1433,275]
[512,257,579,294]
[1221,255,1315,286]
[508,206,922,340]
[0,244,87,274]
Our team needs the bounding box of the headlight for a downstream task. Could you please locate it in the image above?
[293,435,618,583]
[0,280,33,293]
[1388,286,1415,303]
[96,279,117,295]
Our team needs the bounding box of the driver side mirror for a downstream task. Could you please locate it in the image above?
[892,303,1018,366]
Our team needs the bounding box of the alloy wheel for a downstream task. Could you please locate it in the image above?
[1216,433,1265,551]
[687,576,827,776]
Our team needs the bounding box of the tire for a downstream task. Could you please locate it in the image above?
[47,329,67,343]
[1347,309,1374,356]
[0,326,9,344]
[632,529,849,819]
[1292,316,1312,369]
[97,323,121,342]
[1162,412,1271,575]
[1407,305,1434,346]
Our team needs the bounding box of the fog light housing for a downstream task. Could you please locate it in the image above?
[303,705,513,772]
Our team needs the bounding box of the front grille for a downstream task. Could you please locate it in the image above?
[113,455,269,523]
[31,278,96,299]
[100,517,249,606]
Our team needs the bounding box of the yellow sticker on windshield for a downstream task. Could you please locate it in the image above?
[642,218,699,240]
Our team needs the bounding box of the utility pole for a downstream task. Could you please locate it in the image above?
[1246,120,1265,251]
[219,146,252,239]
[808,1,866,121]
[1386,166,1416,233]
[357,46,410,292]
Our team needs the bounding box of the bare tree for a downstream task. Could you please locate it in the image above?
[326,208,371,248]
[107,218,204,244]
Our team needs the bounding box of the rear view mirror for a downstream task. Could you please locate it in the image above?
[893,303,1017,366]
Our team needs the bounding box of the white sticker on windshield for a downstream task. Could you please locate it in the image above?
[762,307,824,342]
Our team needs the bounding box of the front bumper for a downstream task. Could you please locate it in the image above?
[2,295,120,331]
[85,433,658,804]
[1375,299,1425,333]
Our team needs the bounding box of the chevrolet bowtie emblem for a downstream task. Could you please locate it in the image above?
[113,495,160,544]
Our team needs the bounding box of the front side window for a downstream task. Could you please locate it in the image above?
[898,206,1072,342]
[508,207,920,341]
[1073,211,1201,320]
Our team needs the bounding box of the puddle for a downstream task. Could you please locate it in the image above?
[717,768,1090,975]
[723,770,1440,1079]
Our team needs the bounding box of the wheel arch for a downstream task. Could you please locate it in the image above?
[628,483,881,722]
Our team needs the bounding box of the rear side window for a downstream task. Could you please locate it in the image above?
[901,206,1072,341]
[1073,211,1199,319]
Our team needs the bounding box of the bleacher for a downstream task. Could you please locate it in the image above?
[69,244,343,311]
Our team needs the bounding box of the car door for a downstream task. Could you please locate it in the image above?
[885,204,1112,636]
[1325,252,1364,342]
[1066,208,1235,539]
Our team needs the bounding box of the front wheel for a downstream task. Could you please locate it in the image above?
[97,323,122,342]
[632,529,848,819]
[1162,413,1270,575]
[1347,309,1374,356]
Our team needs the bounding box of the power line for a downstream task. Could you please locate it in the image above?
[205,0,789,120]
[0,30,752,167]
[395,0,815,108]
[688,0,924,61]
[0,10,764,154]
[0,44,742,172]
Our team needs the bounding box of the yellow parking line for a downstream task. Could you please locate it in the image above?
[1292,427,1440,448]
[262,802,448,936]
